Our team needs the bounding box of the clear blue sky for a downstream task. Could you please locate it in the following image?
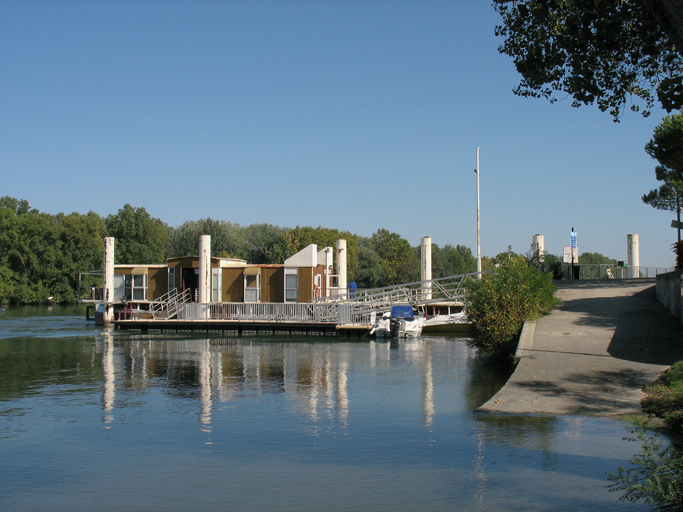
[0,0,677,267]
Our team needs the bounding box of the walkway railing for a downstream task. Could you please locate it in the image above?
[567,264,673,280]
[175,302,340,322]
[312,272,482,307]
[146,272,483,325]
[151,288,192,319]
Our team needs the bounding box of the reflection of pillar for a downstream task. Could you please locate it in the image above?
[102,334,115,424]
[421,341,434,426]
[199,340,212,434]
[337,360,349,426]
[421,236,432,300]
[474,424,486,507]
[336,239,347,297]
[627,234,640,278]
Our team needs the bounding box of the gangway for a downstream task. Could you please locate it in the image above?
[311,272,482,326]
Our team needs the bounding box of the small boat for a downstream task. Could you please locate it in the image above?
[369,312,392,338]
[422,302,471,335]
[381,305,425,338]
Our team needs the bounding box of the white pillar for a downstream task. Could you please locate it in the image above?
[102,236,115,326]
[336,239,347,297]
[627,234,640,278]
[421,236,432,300]
[324,247,333,297]
[532,234,545,262]
[199,235,211,304]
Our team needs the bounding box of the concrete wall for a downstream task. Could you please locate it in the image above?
[656,271,682,323]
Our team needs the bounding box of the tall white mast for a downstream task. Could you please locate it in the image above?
[476,147,481,278]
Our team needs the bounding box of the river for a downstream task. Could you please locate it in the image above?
[0,306,649,511]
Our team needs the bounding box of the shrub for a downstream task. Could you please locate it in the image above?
[642,360,683,438]
[607,416,683,511]
[674,241,683,270]
[465,255,557,358]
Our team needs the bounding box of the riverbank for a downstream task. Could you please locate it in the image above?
[478,279,683,416]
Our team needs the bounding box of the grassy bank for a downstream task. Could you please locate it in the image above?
[642,360,683,439]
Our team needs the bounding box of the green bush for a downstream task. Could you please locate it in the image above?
[465,255,557,358]
[607,416,683,511]
[643,360,683,438]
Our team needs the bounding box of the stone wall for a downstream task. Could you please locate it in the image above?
[656,271,682,323]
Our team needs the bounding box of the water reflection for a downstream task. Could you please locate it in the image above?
[0,324,652,511]
[102,331,115,425]
[89,335,487,435]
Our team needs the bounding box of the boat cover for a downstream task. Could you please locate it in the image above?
[390,305,414,319]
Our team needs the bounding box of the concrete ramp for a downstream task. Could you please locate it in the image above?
[478,280,683,416]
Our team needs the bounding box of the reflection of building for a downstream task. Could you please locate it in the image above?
[98,337,454,434]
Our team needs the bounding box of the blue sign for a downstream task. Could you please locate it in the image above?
[570,231,577,249]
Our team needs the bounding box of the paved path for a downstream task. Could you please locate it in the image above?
[478,279,683,416]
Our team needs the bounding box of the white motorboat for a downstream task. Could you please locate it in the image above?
[369,312,392,338]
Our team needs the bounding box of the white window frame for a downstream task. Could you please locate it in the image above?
[284,268,298,303]
[212,268,222,302]
[119,274,147,301]
[244,273,260,303]
[113,274,126,300]
[168,267,176,294]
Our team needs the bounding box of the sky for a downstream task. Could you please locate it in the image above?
[0,0,679,268]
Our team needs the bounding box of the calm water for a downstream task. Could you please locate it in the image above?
[0,307,649,511]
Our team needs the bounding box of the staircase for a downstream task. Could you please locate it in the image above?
[150,288,192,320]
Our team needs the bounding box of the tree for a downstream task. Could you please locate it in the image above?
[643,113,683,240]
[578,252,617,265]
[285,226,358,277]
[493,0,683,120]
[167,218,246,260]
[105,204,168,264]
[431,244,477,278]
[354,237,384,289]
[371,229,419,286]
[466,255,557,358]
[0,196,32,215]
[242,223,292,264]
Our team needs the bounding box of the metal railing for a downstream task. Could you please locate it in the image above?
[145,272,483,326]
[150,288,192,319]
[311,272,481,308]
[564,264,673,280]
[175,302,339,322]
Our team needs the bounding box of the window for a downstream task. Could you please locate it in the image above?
[168,267,176,294]
[212,268,222,302]
[113,274,126,300]
[112,274,148,301]
[244,273,260,303]
[126,274,147,301]
[285,268,298,303]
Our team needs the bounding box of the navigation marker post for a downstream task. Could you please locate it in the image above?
[570,228,578,279]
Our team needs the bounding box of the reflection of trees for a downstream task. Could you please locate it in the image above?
[475,414,559,468]
[0,336,101,400]
[463,356,514,411]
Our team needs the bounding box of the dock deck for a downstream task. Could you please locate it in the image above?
[113,318,371,337]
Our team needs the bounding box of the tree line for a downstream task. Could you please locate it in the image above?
[0,198,479,304]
